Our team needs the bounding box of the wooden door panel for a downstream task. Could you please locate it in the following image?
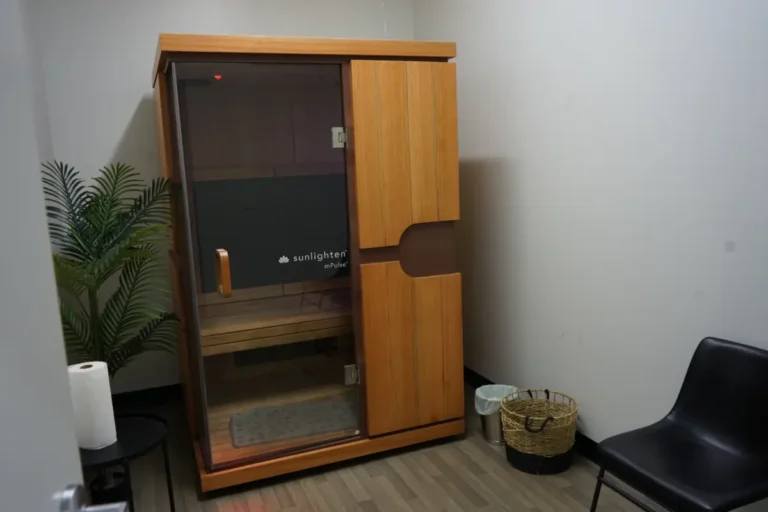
[350,61,386,248]
[434,63,461,221]
[415,272,464,424]
[361,262,463,436]
[360,262,415,435]
[406,61,439,224]
[441,273,464,419]
[414,276,446,426]
[384,260,418,432]
[350,61,460,249]
[377,61,413,247]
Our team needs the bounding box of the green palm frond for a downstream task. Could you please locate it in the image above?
[99,178,170,254]
[42,161,94,261]
[86,163,145,250]
[52,254,89,300]
[107,313,176,377]
[42,161,176,377]
[88,225,165,288]
[41,161,89,227]
[59,299,91,359]
[91,163,145,207]
[101,250,168,352]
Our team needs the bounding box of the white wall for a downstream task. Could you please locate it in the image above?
[28,0,415,393]
[0,0,83,507]
[415,0,768,442]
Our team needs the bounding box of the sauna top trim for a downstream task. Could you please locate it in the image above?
[152,33,457,84]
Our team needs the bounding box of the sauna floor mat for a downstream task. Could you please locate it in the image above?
[229,394,358,448]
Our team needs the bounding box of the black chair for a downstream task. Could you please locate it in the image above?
[590,337,768,512]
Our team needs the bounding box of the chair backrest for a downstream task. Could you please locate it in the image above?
[669,337,768,457]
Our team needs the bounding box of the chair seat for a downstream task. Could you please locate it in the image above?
[599,419,768,512]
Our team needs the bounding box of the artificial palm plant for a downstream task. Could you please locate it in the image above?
[42,161,176,378]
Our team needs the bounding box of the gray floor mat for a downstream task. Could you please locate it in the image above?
[229,393,359,448]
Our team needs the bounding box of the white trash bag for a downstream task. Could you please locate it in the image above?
[475,384,517,415]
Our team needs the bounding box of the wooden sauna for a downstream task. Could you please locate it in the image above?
[152,34,465,491]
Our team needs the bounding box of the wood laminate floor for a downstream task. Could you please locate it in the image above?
[125,387,652,511]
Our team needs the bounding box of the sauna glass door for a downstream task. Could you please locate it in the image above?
[171,61,359,470]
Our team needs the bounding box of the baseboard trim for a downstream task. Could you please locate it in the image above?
[574,431,599,463]
[464,366,494,389]
[112,383,182,410]
[463,365,599,464]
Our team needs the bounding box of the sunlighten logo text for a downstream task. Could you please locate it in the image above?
[278,250,349,269]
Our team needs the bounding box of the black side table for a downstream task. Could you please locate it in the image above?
[80,415,175,512]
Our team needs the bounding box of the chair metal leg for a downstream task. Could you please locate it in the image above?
[590,467,605,512]
[601,477,658,512]
[123,461,135,512]
[162,441,176,512]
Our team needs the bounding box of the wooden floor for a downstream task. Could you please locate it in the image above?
[126,387,649,511]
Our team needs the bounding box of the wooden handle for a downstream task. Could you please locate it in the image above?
[214,249,231,298]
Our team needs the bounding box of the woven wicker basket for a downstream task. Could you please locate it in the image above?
[501,389,578,458]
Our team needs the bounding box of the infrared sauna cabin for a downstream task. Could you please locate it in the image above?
[152,34,464,491]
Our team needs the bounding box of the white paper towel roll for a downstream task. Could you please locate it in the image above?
[68,361,117,449]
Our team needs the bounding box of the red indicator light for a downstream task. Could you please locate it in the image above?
[213,75,222,81]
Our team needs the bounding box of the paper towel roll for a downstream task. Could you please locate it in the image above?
[68,361,117,449]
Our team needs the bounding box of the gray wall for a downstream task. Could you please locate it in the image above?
[27,0,415,393]
[415,0,768,444]
[0,0,82,508]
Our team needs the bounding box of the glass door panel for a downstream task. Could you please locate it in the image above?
[172,61,359,470]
